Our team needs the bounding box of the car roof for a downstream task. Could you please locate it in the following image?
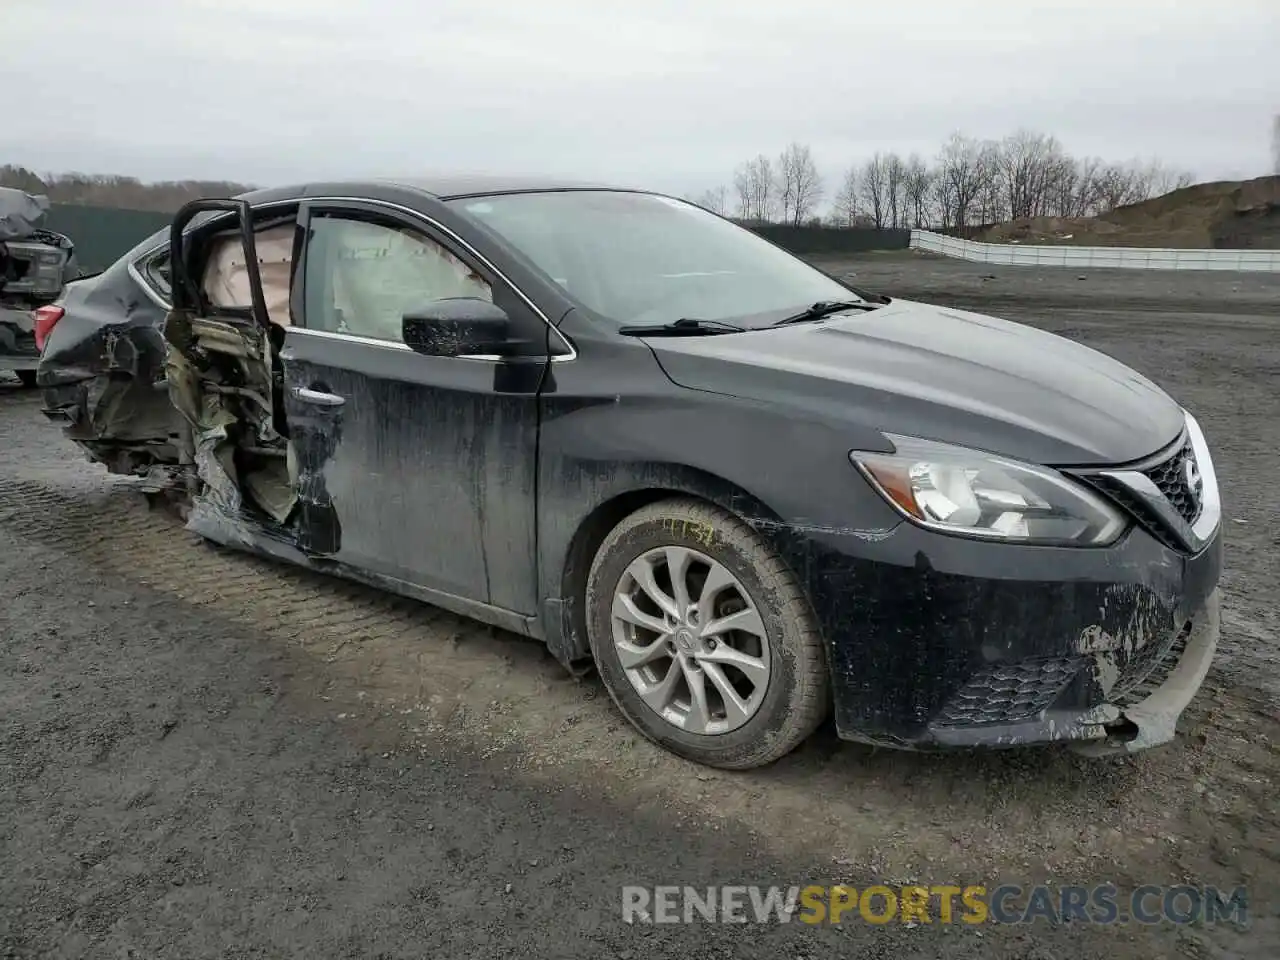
[231,176,652,209]
[119,176,661,264]
[384,175,634,199]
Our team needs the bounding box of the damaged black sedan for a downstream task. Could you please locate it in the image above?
[37,178,1222,769]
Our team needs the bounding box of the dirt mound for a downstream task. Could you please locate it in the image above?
[979,175,1280,249]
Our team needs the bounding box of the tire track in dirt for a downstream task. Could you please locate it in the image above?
[1,469,1276,922]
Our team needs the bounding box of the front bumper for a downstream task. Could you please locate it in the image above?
[777,515,1223,752]
[1069,589,1219,756]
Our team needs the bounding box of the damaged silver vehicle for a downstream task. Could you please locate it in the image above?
[1,187,77,387]
[37,179,1223,769]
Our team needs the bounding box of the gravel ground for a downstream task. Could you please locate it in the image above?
[1,255,1277,958]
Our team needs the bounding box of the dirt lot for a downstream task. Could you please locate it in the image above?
[2,253,1277,958]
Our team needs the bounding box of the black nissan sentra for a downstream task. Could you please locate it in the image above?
[36,178,1222,769]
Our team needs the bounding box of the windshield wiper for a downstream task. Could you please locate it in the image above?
[772,300,881,327]
[617,317,748,337]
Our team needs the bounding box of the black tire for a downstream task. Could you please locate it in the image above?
[585,497,829,769]
[15,369,37,388]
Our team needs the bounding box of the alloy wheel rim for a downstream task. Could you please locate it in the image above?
[609,545,771,735]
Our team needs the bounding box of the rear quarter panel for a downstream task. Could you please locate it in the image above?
[38,249,176,446]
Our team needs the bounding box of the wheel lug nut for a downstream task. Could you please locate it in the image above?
[706,638,717,649]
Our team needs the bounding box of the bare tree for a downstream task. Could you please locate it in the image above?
[790,145,824,226]
[832,166,859,226]
[776,152,797,226]
[732,165,753,220]
[731,154,776,223]
[0,166,254,212]
[1061,155,1107,217]
[884,154,906,228]
[1044,144,1084,216]
[859,154,890,229]
[692,186,729,216]
[901,154,933,228]
[17,122,1224,232]
[722,131,1196,229]
[1093,163,1142,211]
[995,130,1061,220]
[774,143,824,226]
[1163,169,1197,194]
[1069,159,1191,213]
[777,149,798,223]
[935,133,991,231]
[975,140,1005,225]
[749,155,776,222]
[1132,160,1197,200]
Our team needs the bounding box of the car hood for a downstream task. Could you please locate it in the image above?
[646,298,1185,466]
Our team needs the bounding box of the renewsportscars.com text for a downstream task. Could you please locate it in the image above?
[621,884,1249,927]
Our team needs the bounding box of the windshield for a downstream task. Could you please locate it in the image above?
[449,190,862,328]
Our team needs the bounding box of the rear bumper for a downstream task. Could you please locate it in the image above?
[39,376,182,474]
[0,308,39,369]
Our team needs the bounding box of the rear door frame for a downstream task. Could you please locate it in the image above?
[169,198,272,328]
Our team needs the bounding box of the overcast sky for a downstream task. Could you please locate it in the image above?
[4,0,1276,197]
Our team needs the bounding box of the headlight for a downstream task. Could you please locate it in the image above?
[851,435,1128,546]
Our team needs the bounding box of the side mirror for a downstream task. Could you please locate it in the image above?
[402,298,511,357]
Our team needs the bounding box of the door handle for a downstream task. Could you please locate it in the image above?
[292,386,346,407]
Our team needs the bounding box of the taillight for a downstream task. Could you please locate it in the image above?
[33,305,65,353]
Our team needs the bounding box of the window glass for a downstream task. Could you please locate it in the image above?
[304,215,492,341]
[452,191,859,328]
[134,248,172,298]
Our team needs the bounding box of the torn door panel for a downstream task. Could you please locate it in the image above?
[162,305,298,531]
[158,202,312,546]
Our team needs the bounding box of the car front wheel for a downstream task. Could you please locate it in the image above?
[585,497,829,769]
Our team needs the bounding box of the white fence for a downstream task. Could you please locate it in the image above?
[908,230,1280,272]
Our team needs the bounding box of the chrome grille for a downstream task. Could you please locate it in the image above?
[1079,433,1206,552]
[1087,475,1183,551]
[1143,441,1203,526]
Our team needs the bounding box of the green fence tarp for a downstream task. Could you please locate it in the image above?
[43,204,171,272]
